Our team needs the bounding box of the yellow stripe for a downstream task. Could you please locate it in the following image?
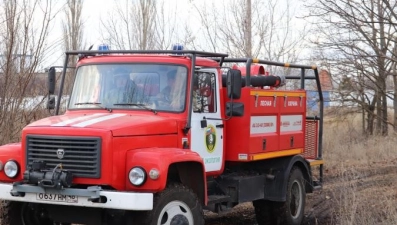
[285,63,290,67]
[308,159,324,166]
[253,58,259,63]
[251,149,303,160]
[250,90,306,97]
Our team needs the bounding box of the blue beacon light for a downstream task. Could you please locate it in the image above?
[172,44,183,51]
[172,44,184,55]
[98,44,110,51]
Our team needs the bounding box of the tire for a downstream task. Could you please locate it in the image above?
[134,183,204,225]
[253,200,277,225]
[0,201,56,225]
[254,167,306,225]
[280,167,306,225]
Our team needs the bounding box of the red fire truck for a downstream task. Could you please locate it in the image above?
[0,49,323,225]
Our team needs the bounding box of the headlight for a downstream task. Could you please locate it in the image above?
[4,160,19,178]
[129,167,146,186]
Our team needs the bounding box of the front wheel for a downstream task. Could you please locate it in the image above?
[0,201,57,225]
[134,183,204,225]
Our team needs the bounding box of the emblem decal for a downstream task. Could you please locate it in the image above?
[205,125,216,153]
[57,149,65,159]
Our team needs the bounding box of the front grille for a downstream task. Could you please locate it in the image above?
[26,135,101,178]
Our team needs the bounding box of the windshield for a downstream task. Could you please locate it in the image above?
[68,64,188,112]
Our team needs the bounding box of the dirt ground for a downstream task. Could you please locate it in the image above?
[204,159,397,225]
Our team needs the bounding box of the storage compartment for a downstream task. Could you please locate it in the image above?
[225,88,306,161]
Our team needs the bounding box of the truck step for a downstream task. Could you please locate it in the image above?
[313,180,322,190]
[207,195,231,205]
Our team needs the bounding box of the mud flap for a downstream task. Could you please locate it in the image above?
[260,155,312,202]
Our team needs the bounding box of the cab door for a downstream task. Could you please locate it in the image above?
[190,69,224,172]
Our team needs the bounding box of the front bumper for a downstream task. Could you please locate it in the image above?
[0,183,153,210]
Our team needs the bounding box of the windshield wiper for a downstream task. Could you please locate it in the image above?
[113,103,157,114]
[75,102,112,112]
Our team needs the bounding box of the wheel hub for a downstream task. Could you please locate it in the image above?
[290,180,302,219]
[170,214,189,225]
[159,200,193,225]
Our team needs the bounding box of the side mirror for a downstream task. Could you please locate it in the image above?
[48,67,56,95]
[47,96,55,110]
[226,69,242,99]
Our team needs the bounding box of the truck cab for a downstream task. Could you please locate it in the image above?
[0,49,323,225]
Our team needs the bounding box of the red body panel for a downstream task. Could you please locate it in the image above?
[0,52,315,199]
[28,111,178,136]
[77,54,220,69]
[224,88,307,161]
[18,111,187,190]
[125,148,205,192]
[0,143,23,182]
[0,55,221,192]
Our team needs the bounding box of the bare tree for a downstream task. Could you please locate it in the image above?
[190,1,222,52]
[62,0,84,56]
[62,0,84,94]
[154,0,185,49]
[0,0,58,144]
[380,0,397,132]
[192,0,307,66]
[307,0,396,135]
[100,0,156,50]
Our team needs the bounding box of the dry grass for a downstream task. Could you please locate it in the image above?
[322,110,397,225]
[324,121,397,169]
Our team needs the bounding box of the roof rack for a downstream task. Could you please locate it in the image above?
[65,50,228,59]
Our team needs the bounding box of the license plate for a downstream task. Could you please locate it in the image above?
[36,193,78,203]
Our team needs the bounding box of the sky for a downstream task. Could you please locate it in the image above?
[80,0,192,49]
[48,0,119,67]
[81,0,114,47]
[46,0,309,69]
[47,0,193,67]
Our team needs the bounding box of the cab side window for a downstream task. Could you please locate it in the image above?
[193,72,216,113]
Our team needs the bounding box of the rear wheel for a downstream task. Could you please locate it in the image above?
[134,183,204,225]
[253,200,277,225]
[254,167,306,225]
[280,167,306,225]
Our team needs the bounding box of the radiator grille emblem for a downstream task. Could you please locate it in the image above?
[57,149,65,159]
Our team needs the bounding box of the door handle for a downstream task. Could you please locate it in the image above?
[216,124,224,128]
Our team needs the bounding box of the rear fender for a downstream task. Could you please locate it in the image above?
[260,155,312,201]
[125,148,206,203]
